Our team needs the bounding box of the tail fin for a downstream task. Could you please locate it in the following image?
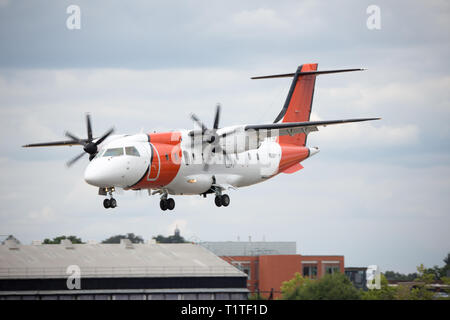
[252,64,365,146]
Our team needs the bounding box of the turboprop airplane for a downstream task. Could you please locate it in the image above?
[23,63,380,211]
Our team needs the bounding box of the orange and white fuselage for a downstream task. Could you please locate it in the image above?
[83,130,319,195]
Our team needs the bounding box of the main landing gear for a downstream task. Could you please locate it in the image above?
[160,194,175,211]
[214,194,230,207]
[214,189,230,208]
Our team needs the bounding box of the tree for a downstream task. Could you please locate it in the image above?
[384,270,418,282]
[101,233,144,244]
[281,272,361,300]
[442,253,450,278]
[152,234,187,244]
[43,235,83,244]
[280,272,311,300]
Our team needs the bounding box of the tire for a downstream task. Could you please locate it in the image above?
[167,198,175,210]
[103,198,111,209]
[215,195,222,207]
[110,198,117,208]
[221,194,230,207]
[160,199,168,211]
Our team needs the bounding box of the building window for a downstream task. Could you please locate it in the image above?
[325,265,340,275]
[303,265,318,279]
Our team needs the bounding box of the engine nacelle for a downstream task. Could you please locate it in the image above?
[219,125,263,154]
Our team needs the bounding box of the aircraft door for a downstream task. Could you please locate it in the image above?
[147,143,161,181]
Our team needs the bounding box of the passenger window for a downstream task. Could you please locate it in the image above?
[103,147,124,157]
[125,146,140,157]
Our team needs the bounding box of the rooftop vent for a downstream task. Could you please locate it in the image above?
[60,239,74,249]
[120,239,134,249]
[4,239,20,250]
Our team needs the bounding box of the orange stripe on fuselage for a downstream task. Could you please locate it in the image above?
[131,132,182,190]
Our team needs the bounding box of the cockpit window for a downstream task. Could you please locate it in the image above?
[103,147,124,157]
[125,146,140,157]
[94,149,105,159]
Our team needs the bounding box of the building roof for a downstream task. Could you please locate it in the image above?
[0,239,245,279]
[199,241,296,256]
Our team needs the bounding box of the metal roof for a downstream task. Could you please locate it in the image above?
[0,240,245,279]
[199,241,296,256]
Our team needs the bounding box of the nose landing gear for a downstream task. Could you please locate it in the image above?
[102,187,117,209]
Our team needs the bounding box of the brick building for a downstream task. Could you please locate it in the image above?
[200,241,344,299]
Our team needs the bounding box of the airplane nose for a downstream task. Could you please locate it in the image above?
[84,161,108,187]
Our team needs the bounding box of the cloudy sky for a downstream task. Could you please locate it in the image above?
[0,0,449,273]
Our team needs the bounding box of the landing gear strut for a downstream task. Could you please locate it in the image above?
[160,194,175,211]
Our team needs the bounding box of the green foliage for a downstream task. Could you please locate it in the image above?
[248,292,267,300]
[281,272,361,300]
[43,235,83,244]
[384,270,417,282]
[152,234,187,244]
[101,233,144,244]
[280,272,311,300]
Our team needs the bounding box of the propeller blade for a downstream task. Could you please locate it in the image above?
[213,103,221,129]
[190,113,208,132]
[65,131,85,144]
[95,127,115,146]
[66,151,86,167]
[22,140,81,147]
[86,113,93,141]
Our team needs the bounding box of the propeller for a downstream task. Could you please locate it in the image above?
[189,104,229,170]
[22,114,115,167]
[65,114,115,167]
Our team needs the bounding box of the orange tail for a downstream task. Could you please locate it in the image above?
[274,63,318,146]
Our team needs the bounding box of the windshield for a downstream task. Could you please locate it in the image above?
[103,147,124,157]
[125,146,140,157]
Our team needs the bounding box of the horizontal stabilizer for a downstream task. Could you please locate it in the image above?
[251,68,365,80]
[245,117,380,131]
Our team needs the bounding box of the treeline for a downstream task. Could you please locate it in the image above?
[41,232,187,244]
[384,253,449,282]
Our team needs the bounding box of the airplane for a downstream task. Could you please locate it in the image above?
[23,63,380,211]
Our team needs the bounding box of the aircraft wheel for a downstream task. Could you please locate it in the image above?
[215,195,222,207]
[221,194,230,207]
[110,198,117,208]
[160,199,168,211]
[167,198,175,210]
[103,198,111,209]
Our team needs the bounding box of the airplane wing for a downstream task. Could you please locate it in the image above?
[244,118,380,137]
